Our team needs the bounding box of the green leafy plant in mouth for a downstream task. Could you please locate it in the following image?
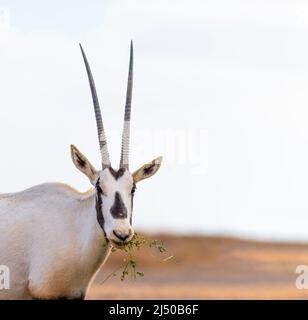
[102,233,173,283]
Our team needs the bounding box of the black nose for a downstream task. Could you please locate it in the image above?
[113,230,130,242]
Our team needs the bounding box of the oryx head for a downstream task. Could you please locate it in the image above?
[71,42,162,247]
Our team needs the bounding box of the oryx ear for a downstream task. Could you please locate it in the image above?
[133,156,163,183]
[70,144,98,185]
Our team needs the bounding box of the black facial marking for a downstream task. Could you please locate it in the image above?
[143,163,156,176]
[110,192,127,219]
[108,167,126,180]
[76,154,86,168]
[130,185,135,225]
[131,183,136,195]
[95,179,106,236]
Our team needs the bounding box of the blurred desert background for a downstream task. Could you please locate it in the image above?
[87,233,308,300]
[3,0,308,300]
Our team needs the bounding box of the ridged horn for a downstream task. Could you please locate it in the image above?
[120,41,133,169]
[79,44,111,169]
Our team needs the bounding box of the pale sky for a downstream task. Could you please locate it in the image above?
[1,0,308,241]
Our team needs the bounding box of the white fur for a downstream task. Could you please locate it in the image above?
[0,153,161,300]
[98,169,134,242]
[0,183,111,299]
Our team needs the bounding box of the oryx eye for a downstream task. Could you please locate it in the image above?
[131,185,136,195]
[96,184,103,194]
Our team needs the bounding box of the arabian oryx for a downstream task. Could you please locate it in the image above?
[0,42,162,300]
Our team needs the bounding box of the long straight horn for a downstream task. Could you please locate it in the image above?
[120,41,133,169]
[79,44,111,169]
